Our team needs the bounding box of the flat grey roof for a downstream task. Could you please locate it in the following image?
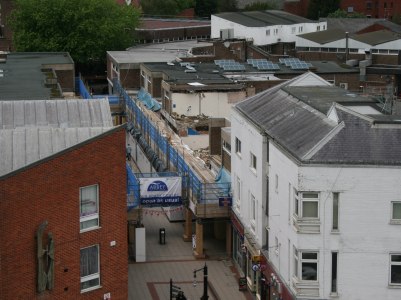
[107,40,212,66]
[214,10,314,27]
[0,52,74,100]
[142,60,356,86]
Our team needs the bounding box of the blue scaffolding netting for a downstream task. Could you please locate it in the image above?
[114,78,231,206]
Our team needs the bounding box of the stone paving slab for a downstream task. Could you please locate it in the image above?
[128,208,252,300]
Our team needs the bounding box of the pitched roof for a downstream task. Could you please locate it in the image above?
[0,99,115,177]
[235,72,401,165]
[298,28,347,44]
[322,17,401,34]
[0,99,113,129]
[352,29,401,45]
[214,10,313,27]
[308,105,401,164]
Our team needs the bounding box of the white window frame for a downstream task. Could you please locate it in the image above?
[235,137,242,156]
[250,152,257,173]
[391,201,401,224]
[222,140,231,154]
[291,27,296,34]
[80,184,99,232]
[298,26,303,33]
[294,188,299,217]
[293,246,299,278]
[390,253,401,285]
[80,245,100,292]
[300,192,319,219]
[250,193,256,230]
[235,175,241,211]
[332,192,339,231]
[300,251,318,281]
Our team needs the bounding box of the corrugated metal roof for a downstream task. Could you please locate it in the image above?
[215,10,314,27]
[0,99,113,129]
[0,99,114,176]
[0,127,111,176]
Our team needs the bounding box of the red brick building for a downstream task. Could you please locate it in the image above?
[341,0,401,19]
[0,99,128,299]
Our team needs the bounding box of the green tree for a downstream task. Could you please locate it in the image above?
[195,0,218,18]
[9,0,140,67]
[328,9,366,18]
[307,0,340,20]
[243,1,278,11]
[140,0,195,17]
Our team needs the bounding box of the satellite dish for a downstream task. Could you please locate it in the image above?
[224,41,230,48]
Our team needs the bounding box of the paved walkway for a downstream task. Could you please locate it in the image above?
[128,207,253,300]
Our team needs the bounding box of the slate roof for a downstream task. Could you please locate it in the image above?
[298,28,347,44]
[214,10,313,27]
[309,106,401,164]
[0,99,115,177]
[322,17,401,34]
[352,29,401,45]
[235,73,401,165]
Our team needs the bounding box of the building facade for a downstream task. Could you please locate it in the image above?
[231,72,401,299]
[0,99,128,299]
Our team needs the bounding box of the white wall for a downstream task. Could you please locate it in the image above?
[232,106,401,299]
[269,151,401,299]
[231,109,267,249]
[172,91,246,119]
[211,15,327,46]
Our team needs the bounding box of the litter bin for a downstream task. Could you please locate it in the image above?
[159,228,166,244]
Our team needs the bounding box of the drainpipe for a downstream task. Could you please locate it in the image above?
[345,32,349,62]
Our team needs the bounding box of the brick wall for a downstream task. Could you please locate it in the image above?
[0,127,128,299]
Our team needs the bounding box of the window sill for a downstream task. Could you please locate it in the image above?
[236,152,242,159]
[291,277,319,297]
[330,292,339,298]
[80,226,101,233]
[388,284,401,289]
[249,168,257,176]
[81,285,102,293]
[292,216,320,233]
[389,220,401,225]
[330,230,340,234]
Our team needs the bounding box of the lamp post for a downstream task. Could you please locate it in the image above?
[193,263,208,300]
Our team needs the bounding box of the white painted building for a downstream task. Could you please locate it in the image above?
[211,10,326,46]
[231,72,401,299]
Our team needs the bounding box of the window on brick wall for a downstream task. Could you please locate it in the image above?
[80,245,100,291]
[80,184,99,231]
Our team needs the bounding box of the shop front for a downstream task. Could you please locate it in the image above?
[231,211,246,276]
[260,253,295,300]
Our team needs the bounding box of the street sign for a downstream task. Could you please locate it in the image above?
[219,197,232,207]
